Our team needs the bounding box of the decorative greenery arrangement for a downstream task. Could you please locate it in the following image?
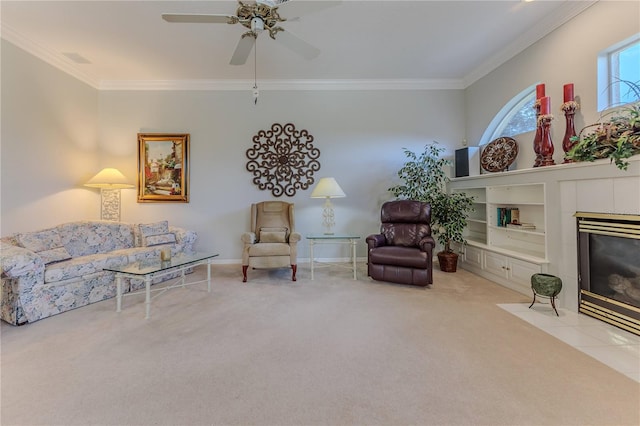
[388,142,475,253]
[566,80,640,170]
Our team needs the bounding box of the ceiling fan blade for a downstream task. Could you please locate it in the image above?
[230,34,256,65]
[275,29,320,60]
[162,14,235,24]
[276,0,341,19]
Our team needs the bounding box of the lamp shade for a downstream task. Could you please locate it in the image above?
[84,168,134,189]
[310,177,346,198]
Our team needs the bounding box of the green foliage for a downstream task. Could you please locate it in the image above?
[566,80,640,170]
[388,142,475,252]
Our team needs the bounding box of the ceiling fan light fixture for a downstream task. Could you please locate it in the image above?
[251,17,264,33]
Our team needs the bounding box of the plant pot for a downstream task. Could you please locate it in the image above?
[437,250,459,273]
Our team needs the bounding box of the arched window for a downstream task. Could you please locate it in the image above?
[480,84,537,146]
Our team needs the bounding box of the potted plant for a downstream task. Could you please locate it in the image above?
[388,142,475,272]
[566,80,640,170]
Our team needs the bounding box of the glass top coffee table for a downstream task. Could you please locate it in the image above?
[104,251,219,319]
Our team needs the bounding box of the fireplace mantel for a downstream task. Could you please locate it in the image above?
[449,155,640,312]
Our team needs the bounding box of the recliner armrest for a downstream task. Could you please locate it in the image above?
[419,236,436,252]
[366,234,386,249]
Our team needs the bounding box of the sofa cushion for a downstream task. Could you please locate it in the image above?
[43,252,130,284]
[16,229,72,264]
[16,228,63,252]
[136,221,171,247]
[38,247,72,265]
[139,220,169,236]
[58,222,135,257]
[144,233,176,247]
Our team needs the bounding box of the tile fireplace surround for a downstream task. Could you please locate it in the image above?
[449,156,640,319]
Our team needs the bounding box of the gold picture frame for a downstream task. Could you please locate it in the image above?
[137,133,189,203]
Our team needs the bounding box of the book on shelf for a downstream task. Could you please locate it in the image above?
[496,207,520,227]
[506,222,536,230]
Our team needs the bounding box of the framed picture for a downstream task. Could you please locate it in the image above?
[137,133,189,203]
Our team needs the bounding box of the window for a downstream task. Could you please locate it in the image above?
[598,34,640,111]
[480,85,537,146]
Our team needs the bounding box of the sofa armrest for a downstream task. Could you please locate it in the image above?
[169,226,198,252]
[1,242,45,293]
[366,234,386,249]
[241,232,256,244]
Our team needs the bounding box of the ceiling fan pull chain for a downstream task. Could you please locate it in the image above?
[253,37,259,105]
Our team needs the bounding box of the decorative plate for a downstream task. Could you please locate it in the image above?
[481,137,518,172]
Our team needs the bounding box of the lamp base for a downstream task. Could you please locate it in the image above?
[321,198,336,235]
[100,188,121,222]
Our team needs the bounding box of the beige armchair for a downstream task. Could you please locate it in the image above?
[241,201,301,282]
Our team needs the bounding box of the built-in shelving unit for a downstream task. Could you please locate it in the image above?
[450,183,548,295]
[454,187,487,244]
[448,155,640,311]
[486,184,546,261]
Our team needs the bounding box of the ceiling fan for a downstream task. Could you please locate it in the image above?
[162,0,341,66]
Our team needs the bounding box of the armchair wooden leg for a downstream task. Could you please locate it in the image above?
[291,264,297,281]
[242,265,248,282]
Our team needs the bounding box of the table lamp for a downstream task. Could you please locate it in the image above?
[84,168,134,221]
[311,177,346,234]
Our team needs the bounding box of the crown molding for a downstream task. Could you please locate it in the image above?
[1,23,100,89]
[463,0,598,88]
[98,78,465,91]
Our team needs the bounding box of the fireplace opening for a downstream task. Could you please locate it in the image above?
[576,212,640,335]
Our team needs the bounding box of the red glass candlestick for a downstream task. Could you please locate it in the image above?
[561,101,579,163]
[532,100,542,167]
[538,114,555,166]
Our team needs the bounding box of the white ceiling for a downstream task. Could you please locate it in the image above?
[0,0,596,90]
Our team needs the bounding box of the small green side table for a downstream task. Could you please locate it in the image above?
[529,273,562,316]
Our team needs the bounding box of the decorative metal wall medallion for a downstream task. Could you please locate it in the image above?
[246,123,321,197]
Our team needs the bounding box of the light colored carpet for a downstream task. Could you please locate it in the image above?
[1,263,639,426]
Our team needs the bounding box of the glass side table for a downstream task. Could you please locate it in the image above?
[306,234,360,280]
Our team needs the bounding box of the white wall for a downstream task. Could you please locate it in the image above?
[1,38,465,261]
[1,40,100,233]
[99,89,464,260]
[465,1,640,167]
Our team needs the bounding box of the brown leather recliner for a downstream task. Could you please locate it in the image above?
[366,200,435,286]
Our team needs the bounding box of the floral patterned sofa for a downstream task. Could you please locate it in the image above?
[0,220,197,325]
